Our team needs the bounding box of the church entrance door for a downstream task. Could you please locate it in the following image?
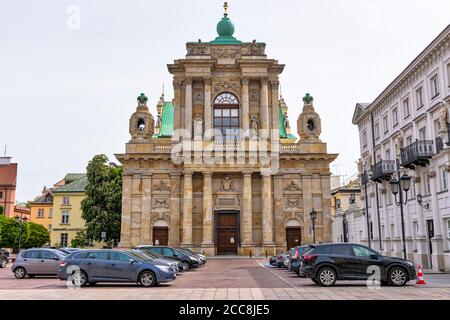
[215,211,239,255]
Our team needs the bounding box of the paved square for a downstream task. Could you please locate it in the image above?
[1,259,449,300]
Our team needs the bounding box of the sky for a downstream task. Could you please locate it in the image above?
[1,0,449,202]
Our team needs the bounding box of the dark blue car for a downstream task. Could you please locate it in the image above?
[57,249,176,287]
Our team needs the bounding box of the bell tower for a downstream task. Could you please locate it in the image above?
[129,93,155,141]
[297,93,322,141]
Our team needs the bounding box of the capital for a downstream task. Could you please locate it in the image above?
[185,77,193,85]
[260,77,269,85]
[241,77,250,86]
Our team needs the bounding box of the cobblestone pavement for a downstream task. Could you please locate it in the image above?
[1,259,449,300]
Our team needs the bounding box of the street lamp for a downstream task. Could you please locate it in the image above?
[15,214,28,252]
[416,194,430,209]
[389,172,411,260]
[361,167,372,249]
[310,209,317,244]
[342,213,348,242]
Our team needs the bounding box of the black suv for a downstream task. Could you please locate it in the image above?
[0,249,9,268]
[300,243,416,287]
[136,246,199,271]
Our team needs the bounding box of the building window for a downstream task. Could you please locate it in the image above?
[384,149,390,160]
[37,209,44,218]
[403,99,410,118]
[383,115,389,133]
[61,210,70,224]
[447,220,450,238]
[447,63,450,87]
[434,119,441,138]
[374,123,380,140]
[431,75,440,98]
[440,166,448,191]
[392,108,399,126]
[0,191,2,200]
[416,87,424,109]
[419,127,426,141]
[60,233,68,247]
[381,225,385,239]
[425,173,431,195]
[406,135,412,146]
[48,224,52,231]
[49,208,53,218]
[62,196,70,205]
[362,131,367,147]
[213,92,239,141]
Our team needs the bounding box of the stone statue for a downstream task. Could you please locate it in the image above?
[137,93,148,106]
[250,114,259,137]
[303,93,313,105]
[283,113,290,129]
[219,176,235,192]
[439,105,448,134]
[194,114,203,138]
[357,159,363,175]
[394,135,403,157]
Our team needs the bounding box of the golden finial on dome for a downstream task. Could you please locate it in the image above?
[224,2,229,17]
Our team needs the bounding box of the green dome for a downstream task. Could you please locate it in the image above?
[217,16,235,37]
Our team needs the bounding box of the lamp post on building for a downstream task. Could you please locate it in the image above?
[389,171,411,260]
[361,168,372,249]
[15,214,28,252]
[310,209,317,244]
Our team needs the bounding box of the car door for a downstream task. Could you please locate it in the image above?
[85,251,110,280]
[108,251,137,281]
[349,245,384,279]
[328,245,355,279]
[21,250,40,274]
[38,250,60,274]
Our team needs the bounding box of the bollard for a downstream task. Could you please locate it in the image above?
[265,250,268,258]
[250,250,252,259]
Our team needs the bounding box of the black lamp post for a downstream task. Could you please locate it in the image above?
[310,209,317,244]
[389,172,411,260]
[15,214,28,252]
[361,168,372,249]
[342,213,348,242]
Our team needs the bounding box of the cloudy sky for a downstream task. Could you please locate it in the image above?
[1,0,449,202]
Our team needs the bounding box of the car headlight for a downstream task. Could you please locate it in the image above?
[156,265,172,273]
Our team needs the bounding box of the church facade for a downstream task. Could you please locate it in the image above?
[116,5,337,256]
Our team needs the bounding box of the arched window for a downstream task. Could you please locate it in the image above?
[214,92,239,140]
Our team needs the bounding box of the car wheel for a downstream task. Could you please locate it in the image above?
[14,267,26,279]
[182,261,190,271]
[139,271,156,287]
[1,258,7,268]
[389,267,408,287]
[72,270,88,287]
[317,267,337,287]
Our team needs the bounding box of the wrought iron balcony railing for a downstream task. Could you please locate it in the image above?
[400,140,433,170]
[371,160,396,183]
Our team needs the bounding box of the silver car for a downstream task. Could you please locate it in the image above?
[12,248,67,279]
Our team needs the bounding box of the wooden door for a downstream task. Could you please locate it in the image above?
[286,227,301,250]
[216,213,239,255]
[153,227,169,246]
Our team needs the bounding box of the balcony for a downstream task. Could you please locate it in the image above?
[400,140,434,170]
[371,160,396,183]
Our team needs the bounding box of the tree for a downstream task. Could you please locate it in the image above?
[81,154,122,246]
[21,223,50,248]
[0,215,20,248]
[0,205,3,215]
[71,230,89,248]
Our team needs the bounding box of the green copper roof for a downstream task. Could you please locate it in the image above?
[210,13,241,44]
[153,101,174,138]
[54,175,87,193]
[278,105,297,139]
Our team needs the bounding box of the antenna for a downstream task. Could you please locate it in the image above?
[3,145,6,157]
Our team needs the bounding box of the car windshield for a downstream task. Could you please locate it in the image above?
[173,248,187,256]
[57,250,69,256]
[137,249,159,259]
[127,251,152,262]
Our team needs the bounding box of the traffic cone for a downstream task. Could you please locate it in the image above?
[416,264,426,285]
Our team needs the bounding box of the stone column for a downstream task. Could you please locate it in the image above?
[241,171,253,247]
[260,77,269,130]
[140,174,152,245]
[302,175,313,244]
[271,80,280,133]
[169,173,181,246]
[241,78,250,136]
[181,171,193,246]
[130,173,142,246]
[381,188,391,254]
[201,172,214,249]
[273,174,284,248]
[429,171,445,271]
[204,78,212,137]
[321,174,332,243]
[119,174,132,247]
[173,80,182,131]
[261,173,274,247]
[185,77,193,138]
[413,177,428,267]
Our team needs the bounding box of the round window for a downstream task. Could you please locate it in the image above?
[307,119,315,131]
[137,119,146,131]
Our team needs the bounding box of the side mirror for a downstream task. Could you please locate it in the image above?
[129,259,135,264]
[53,257,59,261]
[369,254,379,260]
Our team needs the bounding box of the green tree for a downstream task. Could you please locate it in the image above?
[71,230,89,248]
[0,205,4,215]
[0,215,20,248]
[21,222,50,248]
[81,154,122,246]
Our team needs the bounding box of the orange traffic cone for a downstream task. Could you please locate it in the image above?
[416,264,426,285]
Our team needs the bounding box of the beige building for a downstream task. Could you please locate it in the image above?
[116,5,337,256]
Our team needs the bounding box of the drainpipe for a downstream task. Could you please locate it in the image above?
[370,112,383,251]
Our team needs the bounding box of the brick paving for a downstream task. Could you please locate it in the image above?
[1,259,450,300]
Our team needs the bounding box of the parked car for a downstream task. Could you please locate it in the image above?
[299,243,416,287]
[284,248,295,268]
[274,252,287,267]
[1,249,9,268]
[57,249,176,287]
[289,245,312,275]
[133,249,183,274]
[175,248,207,265]
[136,246,199,271]
[12,248,68,278]
[269,256,277,266]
